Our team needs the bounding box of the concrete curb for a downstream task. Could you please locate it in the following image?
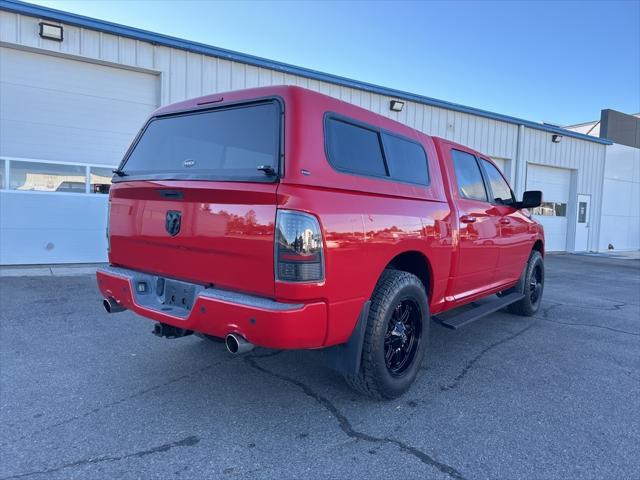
[0,264,104,277]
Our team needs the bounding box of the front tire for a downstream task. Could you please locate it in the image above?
[507,250,544,316]
[344,270,430,400]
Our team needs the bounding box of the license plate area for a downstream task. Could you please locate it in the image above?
[163,280,196,311]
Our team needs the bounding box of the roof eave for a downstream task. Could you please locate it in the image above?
[0,0,612,146]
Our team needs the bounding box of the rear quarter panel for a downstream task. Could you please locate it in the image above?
[277,89,453,345]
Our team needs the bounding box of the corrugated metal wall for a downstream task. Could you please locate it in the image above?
[0,10,608,251]
[519,128,606,251]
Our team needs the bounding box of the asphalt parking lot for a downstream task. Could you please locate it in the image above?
[1,254,639,480]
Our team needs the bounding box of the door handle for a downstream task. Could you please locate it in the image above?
[158,189,184,199]
[460,215,477,224]
[499,218,511,225]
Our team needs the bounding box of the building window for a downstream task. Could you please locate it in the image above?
[0,159,5,189]
[90,167,114,194]
[532,202,567,217]
[9,161,86,193]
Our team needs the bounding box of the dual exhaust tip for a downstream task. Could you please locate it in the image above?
[103,297,125,314]
[103,297,254,355]
[225,333,254,355]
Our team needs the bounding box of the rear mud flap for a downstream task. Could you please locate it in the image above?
[319,300,371,376]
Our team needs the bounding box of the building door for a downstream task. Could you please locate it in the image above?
[575,194,591,252]
[526,164,571,252]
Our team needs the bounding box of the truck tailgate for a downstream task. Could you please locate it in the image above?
[108,180,277,297]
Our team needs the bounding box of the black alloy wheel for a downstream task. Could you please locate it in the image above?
[384,298,422,376]
[344,269,430,399]
[507,250,545,316]
[529,263,543,307]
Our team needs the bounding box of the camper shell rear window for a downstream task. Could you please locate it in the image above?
[116,99,282,183]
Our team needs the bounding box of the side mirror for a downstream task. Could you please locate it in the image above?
[517,190,542,209]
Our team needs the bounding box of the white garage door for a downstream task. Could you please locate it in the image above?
[526,164,571,252]
[0,47,158,264]
[0,47,158,164]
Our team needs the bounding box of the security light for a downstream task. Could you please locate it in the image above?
[552,134,563,143]
[39,22,63,41]
[390,100,404,112]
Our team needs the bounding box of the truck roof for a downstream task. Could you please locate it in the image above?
[153,85,431,139]
[152,85,491,165]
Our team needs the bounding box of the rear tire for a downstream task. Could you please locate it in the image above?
[344,270,430,400]
[507,250,544,316]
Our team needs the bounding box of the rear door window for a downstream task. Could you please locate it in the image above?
[121,101,280,181]
[451,150,488,202]
[325,118,387,177]
[382,133,429,185]
[481,159,514,206]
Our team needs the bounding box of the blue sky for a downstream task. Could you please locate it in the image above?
[30,0,640,126]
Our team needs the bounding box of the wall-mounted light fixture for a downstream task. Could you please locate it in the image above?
[389,100,404,112]
[39,22,63,41]
[552,134,563,143]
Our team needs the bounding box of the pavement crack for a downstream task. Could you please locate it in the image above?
[537,303,639,337]
[244,355,467,480]
[440,323,535,392]
[0,436,199,480]
[573,303,626,311]
[538,318,640,337]
[2,358,230,447]
[544,301,628,312]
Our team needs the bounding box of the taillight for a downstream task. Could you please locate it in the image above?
[275,210,324,282]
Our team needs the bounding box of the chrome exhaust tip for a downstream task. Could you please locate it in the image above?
[103,297,125,314]
[225,333,254,355]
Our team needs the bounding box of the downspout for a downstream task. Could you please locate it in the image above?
[593,145,608,252]
[513,124,526,197]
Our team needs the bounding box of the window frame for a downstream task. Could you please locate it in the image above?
[89,165,117,194]
[478,157,516,207]
[1,156,117,195]
[324,114,389,180]
[323,112,430,187]
[450,148,489,203]
[114,96,285,184]
[532,201,567,217]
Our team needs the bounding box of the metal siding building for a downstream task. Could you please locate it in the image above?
[566,112,640,252]
[0,1,611,264]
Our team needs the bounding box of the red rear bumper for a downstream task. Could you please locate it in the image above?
[96,266,327,349]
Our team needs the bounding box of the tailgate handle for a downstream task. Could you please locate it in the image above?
[159,190,184,200]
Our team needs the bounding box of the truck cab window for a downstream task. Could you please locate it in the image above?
[481,159,515,206]
[451,150,487,202]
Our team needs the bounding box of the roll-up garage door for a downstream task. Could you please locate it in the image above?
[0,47,158,264]
[526,164,571,252]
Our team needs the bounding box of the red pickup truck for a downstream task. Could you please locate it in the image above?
[97,86,544,399]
